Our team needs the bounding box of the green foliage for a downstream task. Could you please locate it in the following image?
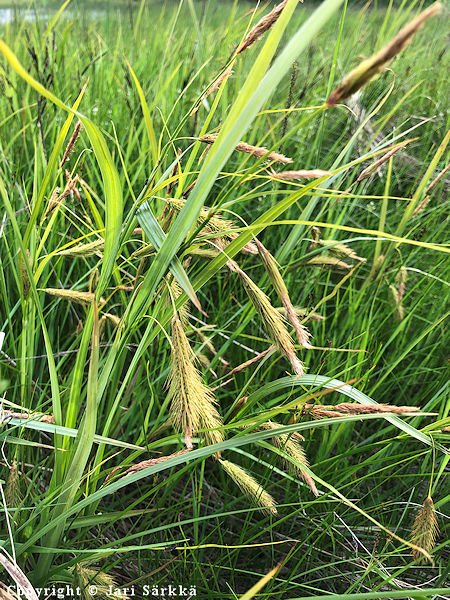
[0,0,448,597]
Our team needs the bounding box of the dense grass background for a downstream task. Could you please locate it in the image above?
[0,0,448,597]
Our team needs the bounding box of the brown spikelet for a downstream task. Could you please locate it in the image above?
[219,459,277,515]
[200,134,292,164]
[236,0,296,55]
[192,67,233,114]
[327,3,442,105]
[5,458,21,508]
[230,261,304,376]
[256,241,311,348]
[44,288,105,306]
[168,315,224,448]
[57,239,104,257]
[411,195,431,218]
[272,169,331,180]
[425,164,450,195]
[357,141,412,181]
[44,173,80,219]
[18,249,32,299]
[302,402,421,419]
[59,121,82,169]
[259,421,318,496]
[43,187,61,219]
[305,256,352,270]
[125,449,191,475]
[411,496,439,563]
[1,410,55,424]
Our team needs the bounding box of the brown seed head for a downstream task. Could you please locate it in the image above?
[200,134,293,164]
[327,3,442,105]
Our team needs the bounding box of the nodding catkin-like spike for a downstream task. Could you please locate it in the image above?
[125,449,191,475]
[256,241,311,348]
[18,249,32,299]
[272,169,331,180]
[303,403,421,418]
[259,422,318,496]
[199,134,293,164]
[44,288,105,306]
[305,256,352,270]
[192,67,233,114]
[357,141,411,181]
[317,240,365,262]
[57,239,104,257]
[167,315,224,449]
[5,458,21,508]
[388,284,404,322]
[411,496,439,563]
[327,3,442,105]
[59,120,82,169]
[219,459,277,515]
[236,0,299,55]
[230,262,304,376]
[396,266,407,302]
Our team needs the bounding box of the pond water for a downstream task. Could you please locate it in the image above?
[0,5,128,24]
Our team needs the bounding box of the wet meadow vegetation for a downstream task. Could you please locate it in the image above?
[0,0,449,597]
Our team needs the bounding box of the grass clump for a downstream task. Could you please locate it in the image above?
[0,0,448,597]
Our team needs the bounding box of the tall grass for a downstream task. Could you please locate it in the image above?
[0,0,448,597]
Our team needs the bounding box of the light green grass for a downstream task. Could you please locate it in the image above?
[0,0,448,598]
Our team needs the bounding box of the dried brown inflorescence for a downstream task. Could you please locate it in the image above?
[357,141,412,181]
[327,3,442,106]
[44,171,81,219]
[18,249,32,300]
[200,133,293,164]
[316,240,365,262]
[1,410,55,424]
[302,402,421,419]
[236,0,301,55]
[304,256,352,270]
[125,449,191,475]
[59,120,82,169]
[192,67,233,115]
[272,169,331,180]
